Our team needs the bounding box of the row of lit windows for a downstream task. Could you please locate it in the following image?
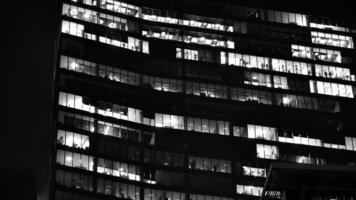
[56,150,94,171]
[71,0,352,35]
[143,76,183,93]
[97,158,141,181]
[315,64,354,81]
[220,51,353,80]
[233,124,356,152]
[56,130,328,177]
[57,122,269,179]
[236,184,263,197]
[310,22,350,33]
[61,54,354,100]
[242,166,266,177]
[61,20,149,53]
[61,55,141,85]
[309,80,354,98]
[57,130,90,149]
[56,111,331,181]
[291,44,342,63]
[232,87,341,112]
[56,111,335,171]
[99,0,140,17]
[63,3,128,31]
[266,10,308,27]
[56,153,240,198]
[257,144,325,164]
[311,31,354,49]
[56,169,257,199]
[55,91,337,146]
[142,30,235,49]
[176,48,199,61]
[57,111,155,145]
[58,92,351,155]
[245,72,354,98]
[58,91,230,136]
[186,81,228,99]
[60,55,343,112]
[244,72,289,90]
[142,8,234,33]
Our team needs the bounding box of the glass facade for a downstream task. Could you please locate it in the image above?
[53,1,356,200]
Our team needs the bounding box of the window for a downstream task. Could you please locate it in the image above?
[247,125,277,141]
[143,76,183,93]
[189,156,231,173]
[310,80,354,98]
[236,184,263,196]
[256,144,279,159]
[292,44,342,63]
[180,49,199,61]
[345,137,356,151]
[56,170,93,191]
[98,64,140,85]
[97,158,141,181]
[99,0,140,17]
[242,166,266,177]
[57,130,90,149]
[97,178,140,199]
[310,18,350,32]
[244,72,272,87]
[57,111,95,132]
[187,117,229,135]
[311,31,354,49]
[56,150,94,171]
[155,114,185,129]
[61,20,84,37]
[190,194,233,200]
[97,101,142,123]
[186,81,228,99]
[97,121,145,143]
[58,92,95,113]
[143,149,184,168]
[142,8,233,32]
[60,55,96,76]
[266,10,307,26]
[144,188,184,200]
[62,3,128,31]
[315,64,354,81]
[291,44,312,59]
[273,75,289,89]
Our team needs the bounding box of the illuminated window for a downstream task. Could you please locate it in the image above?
[345,137,356,151]
[61,20,84,37]
[97,158,141,181]
[309,80,354,98]
[187,118,229,135]
[57,130,90,149]
[247,125,277,141]
[266,10,307,26]
[56,150,94,171]
[292,44,342,63]
[236,184,263,196]
[315,64,354,81]
[155,114,185,130]
[256,144,279,159]
[242,166,266,177]
[311,31,354,49]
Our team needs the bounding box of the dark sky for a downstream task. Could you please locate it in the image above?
[1,1,355,200]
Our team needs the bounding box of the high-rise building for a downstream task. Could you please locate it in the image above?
[51,0,356,200]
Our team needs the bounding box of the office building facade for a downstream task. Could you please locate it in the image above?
[51,0,356,200]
